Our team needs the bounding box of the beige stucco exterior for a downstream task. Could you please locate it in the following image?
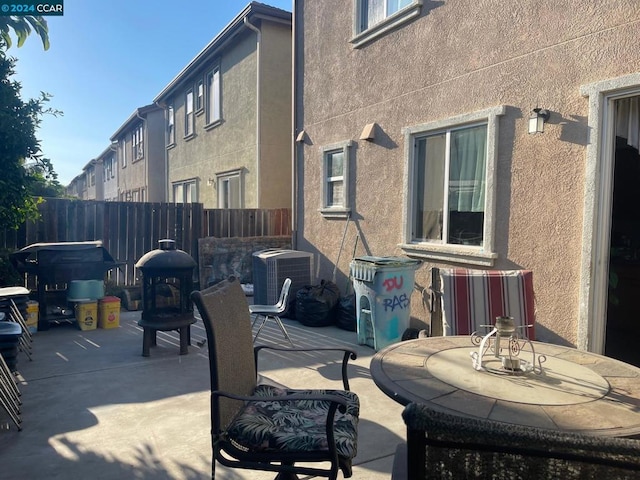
[154,4,292,209]
[110,104,166,202]
[294,0,640,350]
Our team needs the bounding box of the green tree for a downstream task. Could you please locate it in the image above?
[0,16,49,50]
[0,46,60,229]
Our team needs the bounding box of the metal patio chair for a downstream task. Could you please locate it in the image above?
[191,277,360,480]
[250,277,294,346]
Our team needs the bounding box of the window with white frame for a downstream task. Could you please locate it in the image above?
[132,123,144,160]
[185,89,194,137]
[167,104,175,145]
[321,141,353,218]
[103,155,114,181]
[121,137,127,168]
[401,106,504,265]
[173,179,197,204]
[206,66,221,126]
[196,80,204,112]
[352,0,421,47]
[217,170,242,208]
[89,166,95,187]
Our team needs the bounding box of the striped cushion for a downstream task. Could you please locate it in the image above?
[439,269,535,339]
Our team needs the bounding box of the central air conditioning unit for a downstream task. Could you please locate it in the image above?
[252,249,314,305]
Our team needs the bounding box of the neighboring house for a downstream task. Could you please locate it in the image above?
[81,159,102,200]
[96,145,118,201]
[65,174,84,198]
[153,2,292,208]
[294,0,640,363]
[110,104,166,202]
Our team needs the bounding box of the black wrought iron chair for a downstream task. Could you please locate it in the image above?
[191,277,360,480]
[393,402,640,479]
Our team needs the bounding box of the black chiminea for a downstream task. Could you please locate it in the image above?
[135,239,197,357]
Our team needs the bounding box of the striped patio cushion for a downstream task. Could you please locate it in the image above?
[439,268,535,339]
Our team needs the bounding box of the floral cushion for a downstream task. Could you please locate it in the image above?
[225,384,359,458]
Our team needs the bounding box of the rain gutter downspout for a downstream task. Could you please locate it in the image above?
[244,16,261,207]
[154,100,169,202]
[291,0,298,249]
[135,110,148,201]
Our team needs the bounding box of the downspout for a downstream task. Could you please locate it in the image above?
[291,0,298,249]
[244,17,261,208]
[136,110,148,201]
[155,100,169,202]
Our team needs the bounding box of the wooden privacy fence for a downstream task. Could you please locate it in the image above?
[0,198,292,286]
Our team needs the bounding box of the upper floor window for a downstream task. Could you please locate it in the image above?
[173,179,197,204]
[121,137,127,168]
[401,106,505,266]
[167,104,175,145]
[103,156,115,181]
[352,0,422,48]
[88,166,95,187]
[185,89,194,137]
[132,123,144,161]
[206,66,221,126]
[196,80,204,112]
[217,169,242,209]
[320,140,354,219]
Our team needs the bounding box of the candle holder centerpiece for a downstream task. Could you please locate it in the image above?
[469,316,545,375]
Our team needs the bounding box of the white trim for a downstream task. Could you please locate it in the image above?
[579,73,640,353]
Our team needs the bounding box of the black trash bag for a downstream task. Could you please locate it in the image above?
[336,294,357,331]
[295,280,340,327]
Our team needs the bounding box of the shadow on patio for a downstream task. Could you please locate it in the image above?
[0,310,405,479]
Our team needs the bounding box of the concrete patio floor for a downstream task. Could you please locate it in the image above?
[0,309,406,479]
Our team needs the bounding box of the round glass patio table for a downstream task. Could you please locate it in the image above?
[370,335,640,437]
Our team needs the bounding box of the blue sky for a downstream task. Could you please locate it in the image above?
[8,0,292,186]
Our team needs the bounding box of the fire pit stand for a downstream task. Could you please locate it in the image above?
[135,239,197,357]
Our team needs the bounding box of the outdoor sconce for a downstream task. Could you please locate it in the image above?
[360,122,378,141]
[528,107,550,134]
[206,178,216,187]
[295,130,307,143]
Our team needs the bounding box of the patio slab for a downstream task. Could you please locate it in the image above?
[0,310,405,479]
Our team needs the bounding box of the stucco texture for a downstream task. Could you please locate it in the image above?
[295,0,640,346]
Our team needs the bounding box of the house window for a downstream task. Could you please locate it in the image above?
[217,170,242,208]
[185,89,194,137]
[206,66,221,126]
[167,104,175,145]
[321,141,353,218]
[89,167,95,187]
[132,123,144,160]
[196,80,204,112]
[103,156,114,181]
[121,138,127,168]
[173,179,197,204]
[401,106,505,265]
[352,0,421,47]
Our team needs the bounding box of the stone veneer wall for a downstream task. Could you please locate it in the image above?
[198,236,291,288]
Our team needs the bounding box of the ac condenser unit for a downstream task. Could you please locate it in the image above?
[252,249,314,305]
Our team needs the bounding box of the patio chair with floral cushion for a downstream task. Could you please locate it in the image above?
[392,402,640,479]
[190,276,359,480]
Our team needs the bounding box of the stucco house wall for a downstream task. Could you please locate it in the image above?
[154,3,292,210]
[110,104,165,202]
[294,0,640,349]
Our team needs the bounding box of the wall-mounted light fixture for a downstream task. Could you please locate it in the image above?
[295,130,307,143]
[207,178,216,187]
[528,107,550,134]
[360,122,378,141]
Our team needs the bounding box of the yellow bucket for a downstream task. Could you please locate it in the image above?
[25,300,38,333]
[98,296,120,329]
[75,300,97,331]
